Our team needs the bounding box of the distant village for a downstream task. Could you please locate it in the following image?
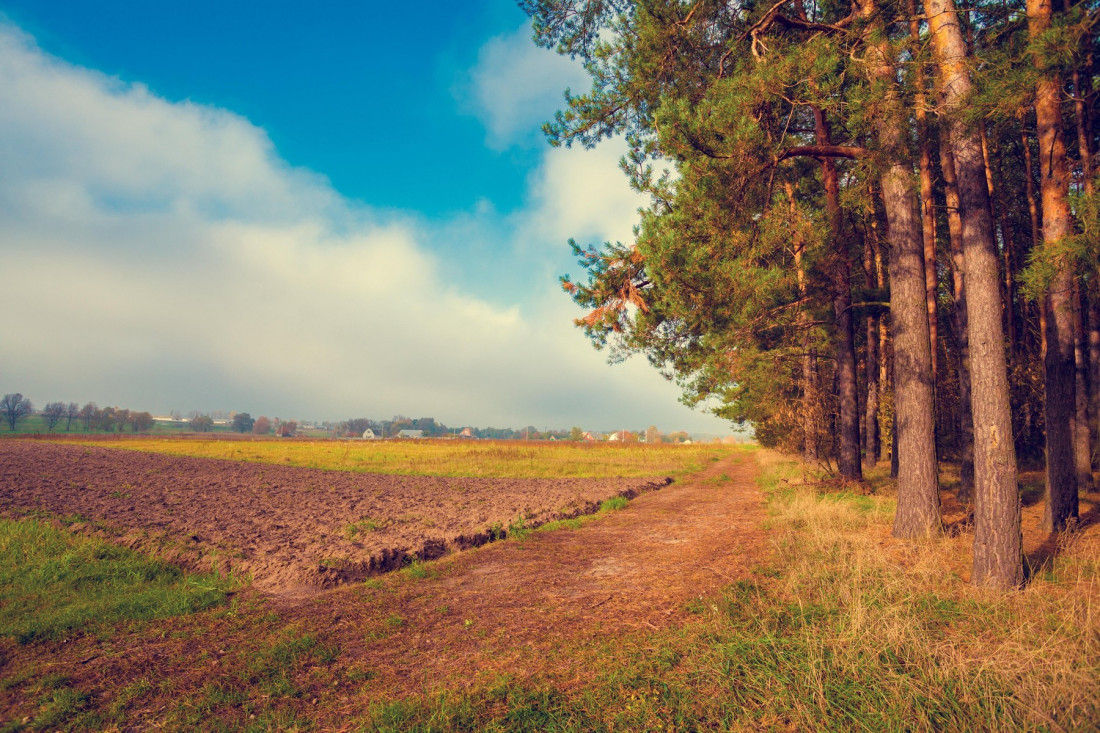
[0,393,750,444]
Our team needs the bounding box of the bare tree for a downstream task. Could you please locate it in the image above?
[42,402,67,432]
[64,402,79,431]
[80,402,97,431]
[1,393,34,431]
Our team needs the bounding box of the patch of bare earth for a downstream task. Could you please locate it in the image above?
[0,441,669,593]
[0,447,767,726]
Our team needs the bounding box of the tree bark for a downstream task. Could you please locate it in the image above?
[926,0,1021,586]
[815,106,862,481]
[864,237,881,464]
[862,0,939,536]
[909,1,939,384]
[1029,0,1080,531]
[1074,282,1095,491]
[1090,295,1100,468]
[1022,125,1043,357]
[789,183,820,463]
[940,143,976,502]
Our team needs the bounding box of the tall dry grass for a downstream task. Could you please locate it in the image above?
[751,449,1099,730]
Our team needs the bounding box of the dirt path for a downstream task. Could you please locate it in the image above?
[292,450,768,701]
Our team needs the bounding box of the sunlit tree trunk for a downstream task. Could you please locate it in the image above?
[925,0,1021,586]
[862,0,939,536]
[1029,0,1079,531]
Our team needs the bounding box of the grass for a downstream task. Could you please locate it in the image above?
[0,517,236,644]
[61,437,730,478]
[354,450,1100,731]
[3,447,1097,730]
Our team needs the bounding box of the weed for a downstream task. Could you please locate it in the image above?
[599,496,630,512]
[401,560,437,581]
[343,517,386,540]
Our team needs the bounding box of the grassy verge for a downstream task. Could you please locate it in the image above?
[0,517,236,644]
[61,438,730,478]
[358,450,1099,731]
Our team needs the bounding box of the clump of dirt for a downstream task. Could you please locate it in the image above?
[0,441,669,592]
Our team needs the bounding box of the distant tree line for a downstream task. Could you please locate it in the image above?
[0,393,156,433]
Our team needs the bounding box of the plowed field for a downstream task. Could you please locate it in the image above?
[0,441,669,593]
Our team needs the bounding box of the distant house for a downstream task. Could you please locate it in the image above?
[397,429,424,439]
[458,427,474,438]
[582,431,598,442]
[361,428,378,439]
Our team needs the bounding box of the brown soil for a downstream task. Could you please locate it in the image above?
[0,441,670,593]
[0,447,767,727]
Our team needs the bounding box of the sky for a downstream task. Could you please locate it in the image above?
[0,2,735,435]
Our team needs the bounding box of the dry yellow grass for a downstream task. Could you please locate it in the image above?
[65,437,734,478]
[755,449,1100,730]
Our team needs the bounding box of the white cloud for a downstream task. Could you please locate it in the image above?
[0,22,731,434]
[463,23,590,149]
[521,141,646,248]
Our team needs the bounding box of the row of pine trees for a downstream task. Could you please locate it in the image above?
[522,0,1099,589]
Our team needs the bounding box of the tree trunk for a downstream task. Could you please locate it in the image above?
[790,183,820,463]
[909,1,939,384]
[1074,282,1095,491]
[926,0,1021,586]
[1029,0,1079,531]
[864,238,881,465]
[1022,125,1043,358]
[1091,295,1100,467]
[862,0,939,536]
[815,106,862,481]
[941,143,976,502]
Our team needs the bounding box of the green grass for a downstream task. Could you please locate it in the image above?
[61,437,731,478]
[0,517,235,643]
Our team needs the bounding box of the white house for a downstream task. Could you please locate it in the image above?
[361,428,378,439]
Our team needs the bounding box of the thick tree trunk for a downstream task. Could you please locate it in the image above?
[926,0,1021,586]
[1075,283,1095,491]
[940,143,976,502]
[815,107,861,481]
[1029,0,1080,531]
[862,0,938,535]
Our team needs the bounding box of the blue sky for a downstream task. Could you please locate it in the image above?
[0,2,734,435]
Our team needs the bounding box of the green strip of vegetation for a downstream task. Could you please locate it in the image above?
[0,518,235,644]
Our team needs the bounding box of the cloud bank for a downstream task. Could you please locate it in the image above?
[0,22,730,433]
